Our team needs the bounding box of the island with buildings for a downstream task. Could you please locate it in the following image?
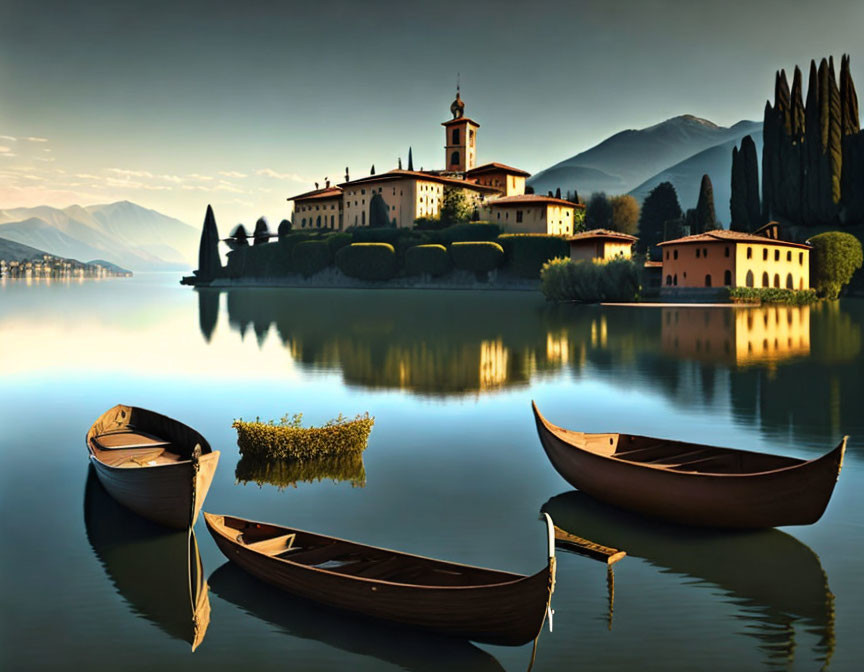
[0,251,132,280]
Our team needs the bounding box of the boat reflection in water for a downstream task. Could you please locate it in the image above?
[83,467,211,651]
[661,305,811,367]
[208,562,506,672]
[235,452,366,490]
[542,491,834,667]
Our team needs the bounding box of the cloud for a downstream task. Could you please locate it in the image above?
[108,168,154,178]
[42,148,52,153]
[24,137,49,142]
[0,146,12,153]
[181,184,212,192]
[1,153,16,158]
[186,173,214,181]
[219,170,247,178]
[255,168,310,181]
[0,135,16,142]
[35,157,56,163]
[104,176,172,190]
[76,173,101,179]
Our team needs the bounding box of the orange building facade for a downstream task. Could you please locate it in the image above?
[658,229,811,291]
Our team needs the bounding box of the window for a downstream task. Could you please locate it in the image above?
[725,246,730,257]
[786,273,793,289]
[746,270,754,287]
[705,274,712,287]
[703,248,708,257]
[747,247,752,259]
[665,251,669,260]
[450,151,460,166]
[724,270,732,286]
[361,189,365,195]
[301,218,306,228]
[452,129,460,144]
[774,273,780,288]
[696,248,701,258]
[763,249,768,261]
[673,274,678,286]
[516,210,523,223]
[775,249,780,261]
[787,251,792,262]
[673,249,678,260]
[666,275,672,286]
[799,252,804,265]
[762,272,769,287]
[316,216,321,228]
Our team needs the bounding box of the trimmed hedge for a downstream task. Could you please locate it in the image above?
[291,240,332,277]
[449,241,504,274]
[351,227,402,245]
[541,257,640,302]
[809,231,863,299]
[335,243,398,281]
[325,232,352,256]
[499,234,570,279]
[405,244,450,277]
[729,287,819,305]
[233,412,374,461]
[436,222,501,244]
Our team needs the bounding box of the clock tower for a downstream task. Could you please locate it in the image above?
[442,88,478,173]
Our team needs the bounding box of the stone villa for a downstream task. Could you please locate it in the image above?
[288,90,584,235]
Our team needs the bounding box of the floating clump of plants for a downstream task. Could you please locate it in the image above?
[232,412,374,461]
[235,452,366,490]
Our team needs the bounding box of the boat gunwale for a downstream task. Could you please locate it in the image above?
[204,512,548,591]
[88,451,221,472]
[532,401,847,480]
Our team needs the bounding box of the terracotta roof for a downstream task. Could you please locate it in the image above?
[486,194,586,209]
[338,170,499,194]
[287,186,343,202]
[567,228,638,243]
[465,162,531,178]
[441,117,480,127]
[658,229,812,249]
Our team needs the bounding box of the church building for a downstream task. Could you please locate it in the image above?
[288,90,584,235]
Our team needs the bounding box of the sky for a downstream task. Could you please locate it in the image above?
[1,0,862,229]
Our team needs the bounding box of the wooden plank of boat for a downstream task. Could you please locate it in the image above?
[532,401,847,529]
[553,526,626,565]
[86,404,220,529]
[203,512,557,646]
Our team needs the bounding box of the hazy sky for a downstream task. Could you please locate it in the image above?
[1,0,861,228]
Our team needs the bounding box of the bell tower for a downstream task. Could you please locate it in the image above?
[442,84,479,173]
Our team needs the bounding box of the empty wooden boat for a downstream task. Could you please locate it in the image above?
[86,404,220,529]
[533,401,846,528]
[204,512,556,646]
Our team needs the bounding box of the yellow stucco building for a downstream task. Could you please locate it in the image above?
[287,89,580,234]
[567,229,637,261]
[658,228,811,291]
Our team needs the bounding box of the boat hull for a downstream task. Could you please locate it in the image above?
[534,404,844,528]
[91,452,219,529]
[205,514,552,646]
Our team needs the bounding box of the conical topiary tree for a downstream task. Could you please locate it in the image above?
[369,193,390,228]
[694,174,718,233]
[229,224,249,249]
[278,219,292,237]
[196,204,221,279]
[253,217,270,245]
[408,147,414,171]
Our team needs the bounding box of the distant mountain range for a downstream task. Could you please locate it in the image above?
[0,201,197,271]
[528,115,763,223]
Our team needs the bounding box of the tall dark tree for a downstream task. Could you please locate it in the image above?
[525,185,535,195]
[638,181,682,259]
[369,193,391,228]
[554,187,561,199]
[229,224,249,249]
[196,204,221,279]
[585,192,612,230]
[370,164,375,175]
[253,217,270,245]
[407,147,414,171]
[277,219,292,237]
[398,157,403,170]
[684,208,698,235]
[694,174,718,233]
[731,136,761,232]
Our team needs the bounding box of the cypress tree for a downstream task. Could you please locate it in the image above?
[278,219,292,237]
[585,192,612,230]
[637,181,682,259]
[196,204,221,279]
[790,66,806,140]
[369,193,390,228]
[730,146,748,231]
[828,57,843,205]
[253,217,270,245]
[840,54,860,136]
[695,174,718,233]
[761,99,775,223]
[555,187,561,199]
[370,164,375,175]
[740,135,761,229]
[684,208,698,235]
[408,147,414,171]
[803,60,821,225]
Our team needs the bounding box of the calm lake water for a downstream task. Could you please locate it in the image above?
[1,274,862,671]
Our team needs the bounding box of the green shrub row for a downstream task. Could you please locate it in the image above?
[335,243,398,281]
[729,287,819,305]
[404,244,450,277]
[541,257,640,303]
[292,240,332,277]
[450,241,504,275]
[232,412,374,461]
[499,234,570,279]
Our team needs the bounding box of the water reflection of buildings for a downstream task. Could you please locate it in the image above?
[543,492,835,669]
[83,468,210,651]
[662,306,811,366]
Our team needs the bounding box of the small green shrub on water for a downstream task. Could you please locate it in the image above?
[335,243,398,281]
[291,240,332,277]
[232,412,374,461]
[729,287,818,305]
[449,241,504,278]
[404,244,450,277]
[541,257,640,302]
[235,452,366,490]
[499,234,570,279]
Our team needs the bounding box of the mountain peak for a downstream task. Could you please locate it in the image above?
[644,114,721,131]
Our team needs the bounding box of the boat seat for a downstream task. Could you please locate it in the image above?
[93,430,172,451]
[96,447,167,468]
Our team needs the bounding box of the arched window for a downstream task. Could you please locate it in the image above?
[316,216,321,228]
[787,251,792,261]
[775,249,780,261]
[762,249,768,261]
[696,248,701,258]
[673,274,678,286]
[665,275,672,286]
[786,273,793,289]
[361,211,365,227]
[705,274,712,287]
[301,218,306,228]
[724,270,732,286]
[773,273,780,288]
[450,151,460,166]
[747,247,752,259]
[673,249,678,260]
[746,270,754,287]
[762,272,769,287]
[799,252,804,265]
[452,129,460,144]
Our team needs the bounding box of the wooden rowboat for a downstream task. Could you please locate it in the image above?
[532,401,846,528]
[86,405,220,529]
[204,512,556,645]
